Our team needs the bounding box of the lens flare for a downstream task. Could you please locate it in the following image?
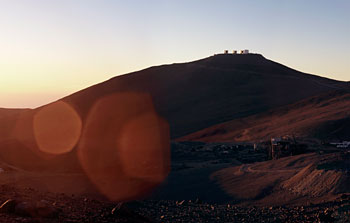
[77,93,170,201]
[118,112,170,183]
[33,101,82,155]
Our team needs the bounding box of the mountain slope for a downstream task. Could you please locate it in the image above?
[61,54,348,138]
[179,90,350,142]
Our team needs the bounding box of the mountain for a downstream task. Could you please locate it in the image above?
[2,54,346,140]
[0,108,29,141]
[0,53,348,171]
[61,53,348,138]
[0,108,28,119]
[179,90,350,142]
[0,53,349,206]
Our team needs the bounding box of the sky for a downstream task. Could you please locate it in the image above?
[0,0,349,108]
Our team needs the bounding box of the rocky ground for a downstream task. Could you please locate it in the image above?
[0,185,349,223]
[0,184,153,223]
[0,141,348,222]
[133,196,350,223]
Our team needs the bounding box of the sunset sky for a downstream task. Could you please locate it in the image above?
[1,0,349,108]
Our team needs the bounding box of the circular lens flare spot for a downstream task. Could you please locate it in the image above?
[33,101,82,155]
[77,93,170,201]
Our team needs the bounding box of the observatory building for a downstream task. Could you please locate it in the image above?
[223,49,250,54]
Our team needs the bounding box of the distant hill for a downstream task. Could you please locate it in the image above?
[179,90,350,142]
[61,54,348,138]
[0,108,28,119]
[0,108,29,140]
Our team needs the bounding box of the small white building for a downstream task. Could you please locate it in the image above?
[222,49,250,55]
[330,141,350,148]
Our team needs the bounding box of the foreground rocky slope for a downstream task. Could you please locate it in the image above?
[135,197,350,223]
[211,152,350,206]
[0,185,349,223]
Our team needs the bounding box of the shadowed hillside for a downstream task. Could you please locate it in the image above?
[1,54,347,140]
[61,54,348,138]
[180,90,350,142]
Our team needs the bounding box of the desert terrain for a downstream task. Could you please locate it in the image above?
[0,54,349,222]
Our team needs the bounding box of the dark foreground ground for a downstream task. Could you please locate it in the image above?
[0,141,349,222]
[136,198,350,223]
[0,185,349,223]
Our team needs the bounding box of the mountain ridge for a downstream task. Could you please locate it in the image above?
[60,54,348,138]
[0,54,348,142]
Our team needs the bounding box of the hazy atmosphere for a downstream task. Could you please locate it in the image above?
[1,0,349,108]
[0,1,350,222]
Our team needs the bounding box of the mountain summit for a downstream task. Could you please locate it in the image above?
[62,54,348,138]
